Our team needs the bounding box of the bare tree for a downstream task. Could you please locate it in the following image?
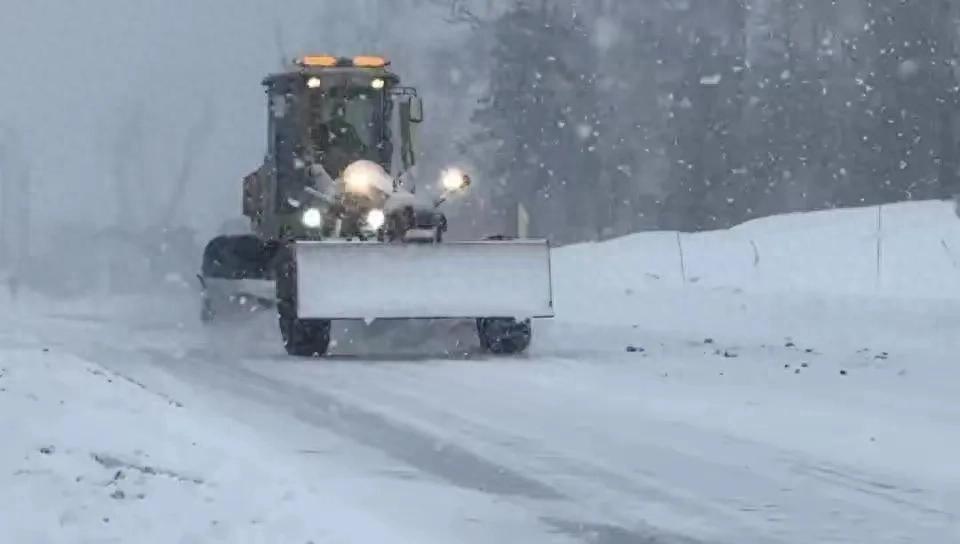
[158,99,217,228]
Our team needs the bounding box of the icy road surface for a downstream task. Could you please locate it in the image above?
[2,289,958,544]
[2,201,960,543]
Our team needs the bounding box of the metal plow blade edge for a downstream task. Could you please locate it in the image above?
[294,240,554,320]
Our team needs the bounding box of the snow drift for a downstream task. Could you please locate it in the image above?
[555,199,960,307]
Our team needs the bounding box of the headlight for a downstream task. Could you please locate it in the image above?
[301,208,323,228]
[371,78,385,90]
[307,77,322,89]
[366,209,385,230]
[441,168,471,191]
[342,160,391,194]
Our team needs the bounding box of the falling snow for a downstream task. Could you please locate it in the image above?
[700,73,723,86]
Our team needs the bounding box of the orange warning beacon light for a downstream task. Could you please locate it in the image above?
[298,55,339,67]
[352,55,389,68]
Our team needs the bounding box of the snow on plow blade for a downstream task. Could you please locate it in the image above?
[295,240,554,320]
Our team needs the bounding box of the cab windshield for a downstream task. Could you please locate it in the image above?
[306,86,386,177]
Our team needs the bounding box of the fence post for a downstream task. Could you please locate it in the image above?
[876,204,883,289]
[676,231,687,285]
[750,240,760,268]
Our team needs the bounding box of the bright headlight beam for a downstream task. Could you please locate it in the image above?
[342,160,391,194]
[371,78,385,90]
[302,208,323,228]
[307,77,322,89]
[441,168,468,191]
[366,209,385,230]
[343,169,372,193]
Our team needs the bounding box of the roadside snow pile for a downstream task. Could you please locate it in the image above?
[549,197,960,359]
[0,345,407,544]
[543,200,960,521]
[555,199,960,304]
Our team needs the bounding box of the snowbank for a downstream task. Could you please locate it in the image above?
[543,200,960,524]
[551,198,960,363]
[555,199,960,302]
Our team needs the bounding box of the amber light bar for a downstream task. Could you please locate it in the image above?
[297,55,390,68]
[353,55,389,67]
[299,55,338,67]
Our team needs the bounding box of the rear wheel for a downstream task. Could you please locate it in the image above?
[477,318,532,355]
[200,235,278,323]
[201,235,277,280]
[275,245,332,357]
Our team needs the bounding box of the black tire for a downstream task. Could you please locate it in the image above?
[275,245,332,357]
[200,235,278,323]
[202,235,278,280]
[477,318,532,355]
[476,233,533,355]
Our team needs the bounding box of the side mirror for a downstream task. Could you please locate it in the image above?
[409,96,424,124]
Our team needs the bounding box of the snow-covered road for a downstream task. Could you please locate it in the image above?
[3,201,960,543]
[2,286,957,544]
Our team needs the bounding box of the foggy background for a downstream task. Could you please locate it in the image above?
[1,0,958,296]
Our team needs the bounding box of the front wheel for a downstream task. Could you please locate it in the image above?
[275,245,332,357]
[278,309,332,357]
[477,318,532,355]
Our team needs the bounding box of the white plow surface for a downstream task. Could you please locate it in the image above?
[2,201,959,543]
[296,240,554,320]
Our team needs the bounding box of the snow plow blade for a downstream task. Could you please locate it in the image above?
[294,240,554,320]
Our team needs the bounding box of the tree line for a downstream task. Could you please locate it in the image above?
[429,0,960,243]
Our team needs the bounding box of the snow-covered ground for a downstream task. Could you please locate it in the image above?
[2,200,959,543]
[0,343,424,544]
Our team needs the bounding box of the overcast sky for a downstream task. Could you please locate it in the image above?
[0,0,464,242]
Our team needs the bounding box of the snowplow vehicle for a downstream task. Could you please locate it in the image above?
[200,55,554,356]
